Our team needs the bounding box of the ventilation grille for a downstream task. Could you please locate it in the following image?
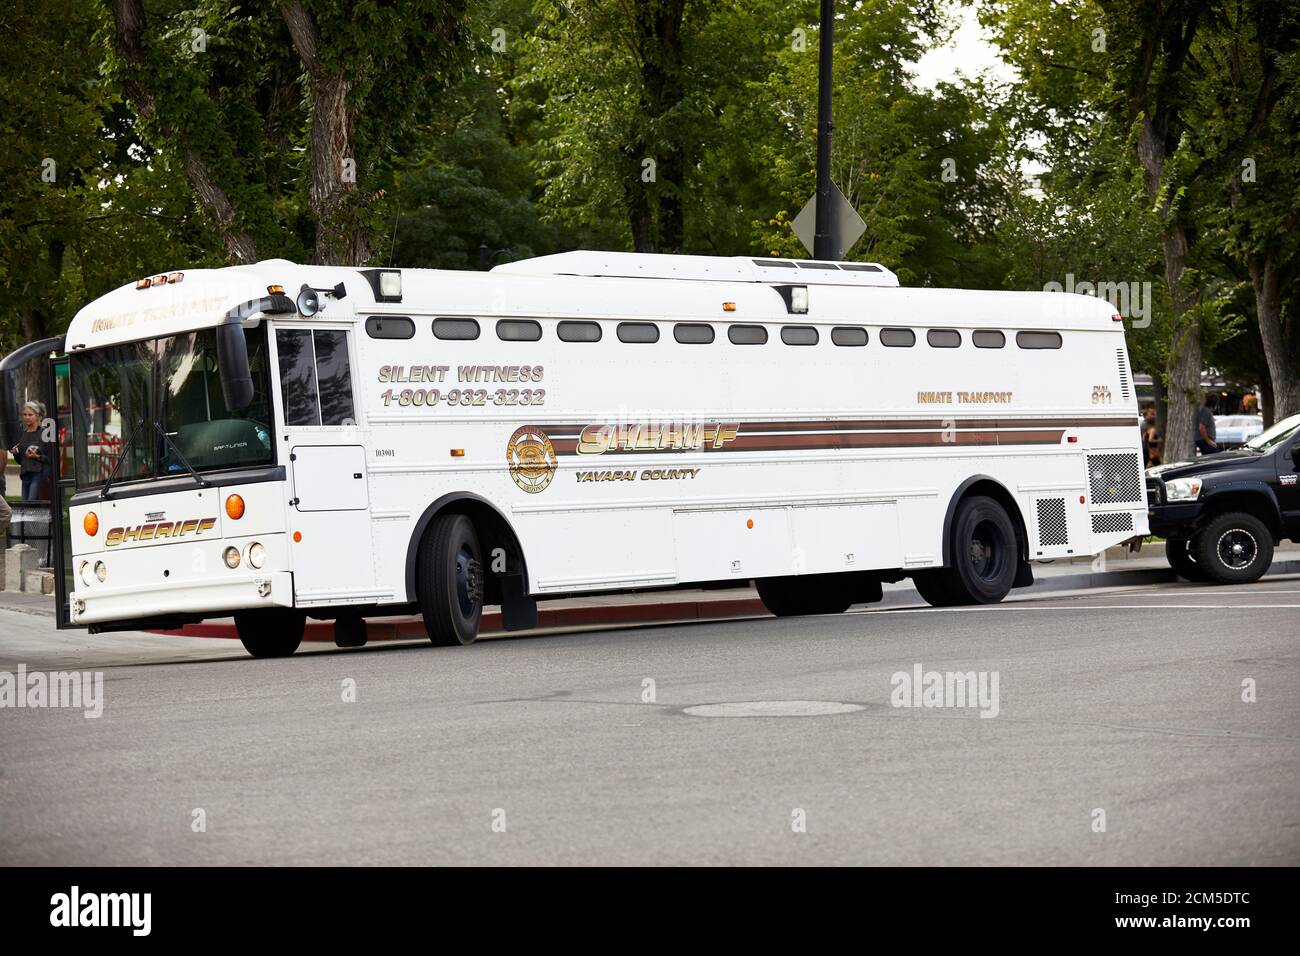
[1037,498,1069,547]
[1091,512,1133,535]
[1116,349,1132,402]
[1087,453,1142,504]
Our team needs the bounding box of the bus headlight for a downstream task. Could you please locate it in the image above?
[1165,478,1202,501]
[246,541,266,569]
[94,561,107,582]
[223,546,241,569]
[79,561,94,587]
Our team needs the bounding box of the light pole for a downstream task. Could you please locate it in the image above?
[812,0,836,261]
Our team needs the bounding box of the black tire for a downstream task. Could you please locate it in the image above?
[910,568,962,607]
[234,607,306,658]
[923,495,1018,605]
[417,513,484,646]
[1166,536,1211,582]
[1192,512,1274,584]
[757,573,854,617]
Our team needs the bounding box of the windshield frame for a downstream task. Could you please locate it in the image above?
[1243,412,1300,454]
[70,324,276,491]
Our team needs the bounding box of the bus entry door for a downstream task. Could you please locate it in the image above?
[288,444,374,602]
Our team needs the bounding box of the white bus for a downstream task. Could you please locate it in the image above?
[10,252,1148,656]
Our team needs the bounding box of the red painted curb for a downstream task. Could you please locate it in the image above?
[150,597,769,642]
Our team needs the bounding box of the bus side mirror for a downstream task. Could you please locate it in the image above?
[216,322,254,411]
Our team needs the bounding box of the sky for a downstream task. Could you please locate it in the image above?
[909,2,1019,90]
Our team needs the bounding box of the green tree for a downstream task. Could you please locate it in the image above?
[104,0,469,265]
[0,0,217,350]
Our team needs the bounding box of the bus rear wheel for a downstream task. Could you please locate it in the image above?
[234,608,306,658]
[417,513,484,646]
[757,573,854,617]
[916,496,1018,606]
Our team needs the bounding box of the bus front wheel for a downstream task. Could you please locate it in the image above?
[234,608,306,658]
[417,513,484,646]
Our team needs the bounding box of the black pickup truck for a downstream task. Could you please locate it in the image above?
[1146,412,1300,584]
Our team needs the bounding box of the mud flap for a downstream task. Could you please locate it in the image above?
[500,572,538,631]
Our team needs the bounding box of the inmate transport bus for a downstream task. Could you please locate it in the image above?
[1,252,1149,656]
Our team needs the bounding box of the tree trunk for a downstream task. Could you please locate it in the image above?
[281,1,367,266]
[1159,224,1201,463]
[109,0,258,264]
[1248,253,1300,421]
[626,0,686,255]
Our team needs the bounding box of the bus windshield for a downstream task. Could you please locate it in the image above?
[71,326,274,489]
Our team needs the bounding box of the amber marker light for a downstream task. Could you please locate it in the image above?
[722,302,737,312]
[746,518,754,529]
[267,284,284,295]
[450,448,465,457]
[293,531,302,543]
[83,512,99,536]
[225,494,245,520]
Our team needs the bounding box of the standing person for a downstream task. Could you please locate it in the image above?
[1195,395,1219,456]
[0,478,10,545]
[1142,404,1162,466]
[10,400,48,501]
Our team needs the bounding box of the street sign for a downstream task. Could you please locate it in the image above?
[792,183,866,260]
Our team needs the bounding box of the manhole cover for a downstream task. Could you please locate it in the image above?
[683,700,864,718]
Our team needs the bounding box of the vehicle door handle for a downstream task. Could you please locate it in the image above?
[353,473,362,479]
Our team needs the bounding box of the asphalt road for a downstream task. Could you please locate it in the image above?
[1,578,1298,866]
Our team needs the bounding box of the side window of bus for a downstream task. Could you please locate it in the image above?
[365,316,414,339]
[973,330,1005,349]
[617,322,659,343]
[276,329,356,427]
[497,319,541,342]
[558,321,602,342]
[1016,331,1063,350]
[728,324,768,345]
[927,329,961,348]
[880,328,915,347]
[781,325,818,346]
[831,326,868,346]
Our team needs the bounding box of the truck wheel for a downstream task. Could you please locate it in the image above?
[417,513,484,646]
[1166,536,1210,582]
[1192,512,1273,584]
[757,574,853,617]
[234,608,306,658]
[924,496,1018,605]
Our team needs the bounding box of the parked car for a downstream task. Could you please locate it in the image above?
[1147,412,1300,583]
[1213,414,1264,450]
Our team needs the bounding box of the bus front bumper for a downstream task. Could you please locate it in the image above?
[71,570,294,625]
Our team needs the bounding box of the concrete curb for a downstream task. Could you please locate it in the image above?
[152,558,1300,644]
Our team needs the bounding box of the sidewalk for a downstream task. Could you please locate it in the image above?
[6,541,1294,644]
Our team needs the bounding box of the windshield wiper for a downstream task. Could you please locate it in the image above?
[99,415,145,500]
[154,420,209,488]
